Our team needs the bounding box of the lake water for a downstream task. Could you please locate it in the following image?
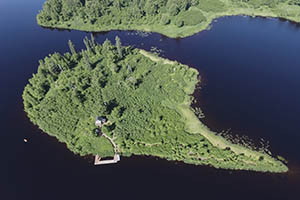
[1,0,300,199]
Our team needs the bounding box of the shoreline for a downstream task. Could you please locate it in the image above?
[139,50,288,173]
[23,38,288,173]
[38,13,300,39]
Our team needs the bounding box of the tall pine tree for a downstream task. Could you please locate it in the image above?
[82,50,91,70]
[115,36,123,58]
[83,36,91,52]
[68,40,77,56]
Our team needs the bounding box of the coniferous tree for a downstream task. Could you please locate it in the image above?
[115,36,123,58]
[83,36,91,52]
[68,40,77,56]
[82,50,91,69]
[90,34,96,48]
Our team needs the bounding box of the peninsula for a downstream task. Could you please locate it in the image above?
[37,0,300,38]
[23,36,288,172]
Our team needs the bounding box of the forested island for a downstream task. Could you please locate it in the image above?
[37,0,300,37]
[23,37,287,172]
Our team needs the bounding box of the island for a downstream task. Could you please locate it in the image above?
[37,0,300,38]
[23,36,288,172]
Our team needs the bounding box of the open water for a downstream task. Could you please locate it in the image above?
[1,0,300,199]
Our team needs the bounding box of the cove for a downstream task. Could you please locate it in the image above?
[1,0,300,199]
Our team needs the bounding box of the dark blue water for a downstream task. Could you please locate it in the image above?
[1,1,300,200]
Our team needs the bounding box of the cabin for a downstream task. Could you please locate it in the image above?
[95,116,107,127]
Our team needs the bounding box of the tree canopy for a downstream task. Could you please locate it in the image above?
[37,0,300,37]
[23,37,287,172]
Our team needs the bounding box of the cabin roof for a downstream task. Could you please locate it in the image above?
[96,116,107,122]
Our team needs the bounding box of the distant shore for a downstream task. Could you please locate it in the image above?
[38,10,300,38]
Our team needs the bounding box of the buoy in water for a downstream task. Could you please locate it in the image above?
[24,138,28,143]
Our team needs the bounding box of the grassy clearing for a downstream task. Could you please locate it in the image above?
[140,50,176,65]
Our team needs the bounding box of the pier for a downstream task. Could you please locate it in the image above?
[94,117,121,165]
[94,154,120,165]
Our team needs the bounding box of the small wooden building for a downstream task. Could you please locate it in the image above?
[95,116,107,127]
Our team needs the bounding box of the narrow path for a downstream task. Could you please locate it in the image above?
[102,133,119,153]
[94,121,120,165]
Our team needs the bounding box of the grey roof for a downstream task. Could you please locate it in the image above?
[96,116,107,122]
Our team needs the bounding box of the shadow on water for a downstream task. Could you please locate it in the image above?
[40,26,71,32]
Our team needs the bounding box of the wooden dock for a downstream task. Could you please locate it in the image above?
[94,119,121,165]
[94,154,120,165]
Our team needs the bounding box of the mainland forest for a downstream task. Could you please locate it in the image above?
[37,0,300,37]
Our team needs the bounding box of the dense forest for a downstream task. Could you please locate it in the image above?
[23,36,287,172]
[37,0,300,37]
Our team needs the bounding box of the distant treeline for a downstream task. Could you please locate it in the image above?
[37,0,207,26]
[37,0,300,37]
